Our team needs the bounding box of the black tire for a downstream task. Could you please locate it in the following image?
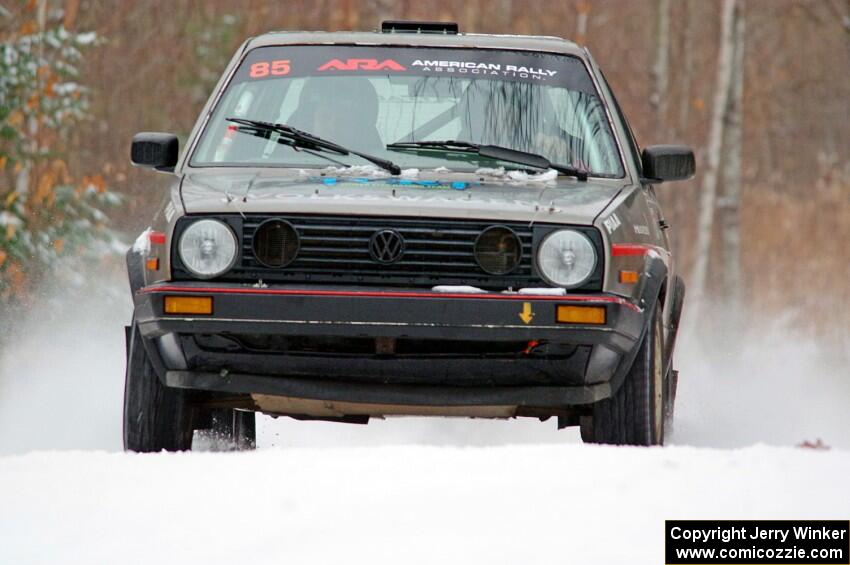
[582,302,666,446]
[123,323,194,452]
[664,369,679,432]
[199,408,257,451]
[665,276,686,366]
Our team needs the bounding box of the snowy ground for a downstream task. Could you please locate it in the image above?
[1,281,848,563]
[2,444,848,564]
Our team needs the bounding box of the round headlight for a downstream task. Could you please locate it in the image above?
[537,230,597,287]
[474,226,522,275]
[178,219,238,279]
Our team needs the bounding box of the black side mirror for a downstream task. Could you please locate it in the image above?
[131,132,179,171]
[641,145,695,182]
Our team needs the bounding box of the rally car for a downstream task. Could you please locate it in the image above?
[125,20,694,451]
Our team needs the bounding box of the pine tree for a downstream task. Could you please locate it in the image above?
[0,4,121,313]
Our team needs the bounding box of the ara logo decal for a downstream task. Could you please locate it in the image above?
[318,58,406,72]
[603,213,622,235]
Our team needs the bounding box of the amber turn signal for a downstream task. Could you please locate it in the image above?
[556,305,606,325]
[164,295,213,315]
[619,270,640,284]
[145,258,159,271]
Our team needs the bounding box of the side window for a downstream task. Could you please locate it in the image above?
[599,71,643,175]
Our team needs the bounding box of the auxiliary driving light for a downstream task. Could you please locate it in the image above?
[474,226,522,275]
[253,218,300,268]
[164,295,213,315]
[556,305,606,325]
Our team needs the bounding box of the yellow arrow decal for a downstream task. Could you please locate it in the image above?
[519,302,534,324]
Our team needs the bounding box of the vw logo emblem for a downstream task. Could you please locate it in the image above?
[369,229,405,264]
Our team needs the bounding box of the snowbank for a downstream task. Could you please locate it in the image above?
[1,444,847,565]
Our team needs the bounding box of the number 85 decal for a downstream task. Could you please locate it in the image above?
[249,60,290,78]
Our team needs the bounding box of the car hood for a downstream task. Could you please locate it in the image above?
[179,168,625,226]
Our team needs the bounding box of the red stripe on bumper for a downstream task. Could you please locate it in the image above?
[140,285,640,311]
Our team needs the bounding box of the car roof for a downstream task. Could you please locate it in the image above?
[245,30,586,58]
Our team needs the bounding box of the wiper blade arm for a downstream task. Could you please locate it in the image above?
[389,140,479,152]
[227,118,402,175]
[387,140,588,181]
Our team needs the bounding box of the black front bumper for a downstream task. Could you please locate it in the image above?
[134,283,648,407]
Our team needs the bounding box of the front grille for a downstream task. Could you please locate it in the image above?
[171,214,604,290]
[237,215,539,288]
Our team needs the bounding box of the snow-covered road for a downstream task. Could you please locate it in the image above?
[1,444,848,564]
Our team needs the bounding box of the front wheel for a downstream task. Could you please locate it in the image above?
[123,323,194,452]
[124,324,258,452]
[582,302,666,446]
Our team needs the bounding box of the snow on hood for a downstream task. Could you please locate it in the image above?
[179,169,625,226]
[317,164,420,178]
[475,167,559,183]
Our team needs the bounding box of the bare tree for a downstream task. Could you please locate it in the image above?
[717,1,746,335]
[15,0,49,199]
[575,1,590,45]
[825,0,850,38]
[676,0,694,137]
[688,0,737,326]
[510,0,532,35]
[63,0,79,30]
[651,0,671,128]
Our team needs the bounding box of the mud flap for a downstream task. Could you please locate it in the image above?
[126,249,145,294]
[664,275,686,378]
[665,369,679,421]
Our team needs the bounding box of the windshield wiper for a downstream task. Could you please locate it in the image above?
[386,140,588,181]
[226,117,402,175]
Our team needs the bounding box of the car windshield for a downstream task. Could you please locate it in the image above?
[191,45,624,177]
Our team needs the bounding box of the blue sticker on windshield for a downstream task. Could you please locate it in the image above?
[310,175,476,190]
